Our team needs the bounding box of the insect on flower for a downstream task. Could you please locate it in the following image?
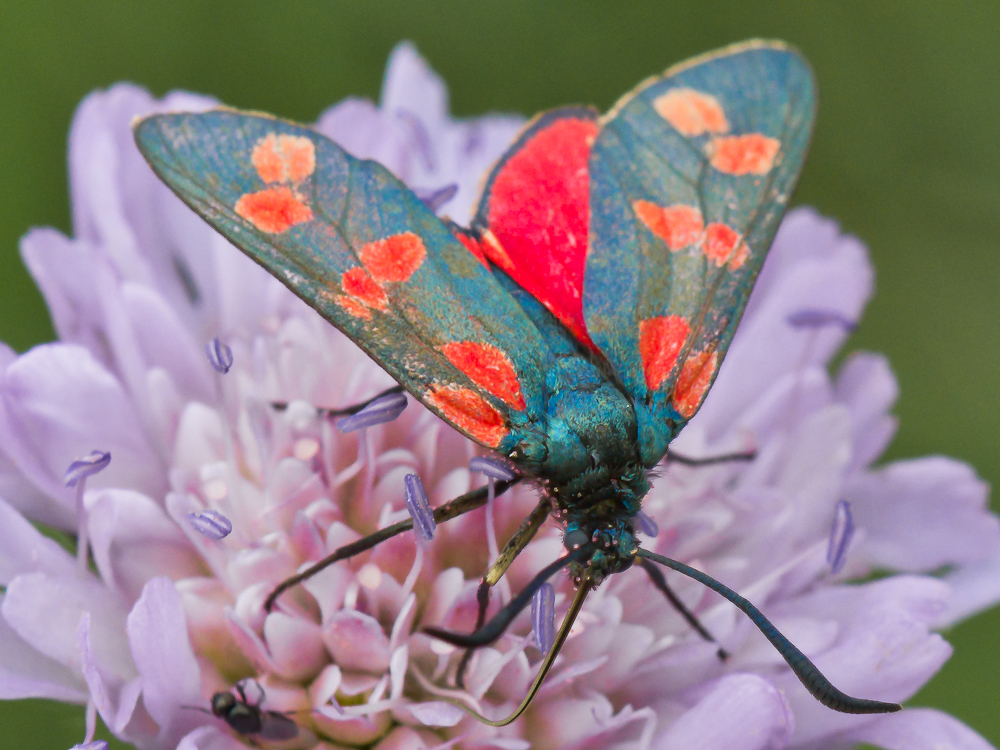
[134,39,902,724]
[198,680,300,742]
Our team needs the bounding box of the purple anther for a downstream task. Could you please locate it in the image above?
[206,338,234,374]
[404,473,436,543]
[826,499,855,574]
[186,510,233,540]
[65,451,111,487]
[634,510,659,538]
[337,391,408,433]
[469,456,518,482]
[532,582,556,654]
[73,742,109,750]
[416,184,458,213]
[786,309,858,333]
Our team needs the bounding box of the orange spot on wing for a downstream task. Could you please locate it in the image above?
[281,136,316,182]
[440,342,526,410]
[251,134,316,183]
[672,350,718,419]
[653,88,729,137]
[251,134,286,183]
[729,241,750,270]
[341,267,388,310]
[234,187,313,233]
[425,385,507,447]
[358,232,427,283]
[703,223,742,267]
[709,134,781,175]
[633,201,704,250]
[336,296,371,320]
[639,316,691,390]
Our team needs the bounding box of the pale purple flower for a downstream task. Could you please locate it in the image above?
[0,41,997,750]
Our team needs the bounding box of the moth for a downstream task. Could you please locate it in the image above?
[135,40,900,723]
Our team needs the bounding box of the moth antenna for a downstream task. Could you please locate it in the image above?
[424,548,584,648]
[665,447,756,466]
[636,548,902,714]
[439,581,592,727]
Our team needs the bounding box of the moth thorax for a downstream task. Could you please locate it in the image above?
[547,462,650,524]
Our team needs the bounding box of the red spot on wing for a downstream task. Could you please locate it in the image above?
[234,187,313,234]
[358,232,427,283]
[633,201,704,250]
[440,342,526,410]
[480,230,516,274]
[483,116,599,351]
[251,134,316,183]
[639,316,691,390]
[672,350,718,418]
[703,223,742,267]
[709,134,781,175]
[653,89,729,136]
[341,267,388,310]
[336,296,372,320]
[425,385,507,447]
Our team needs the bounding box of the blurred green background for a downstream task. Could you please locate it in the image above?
[1,1,998,747]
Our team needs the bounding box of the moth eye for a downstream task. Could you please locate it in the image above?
[564,529,590,551]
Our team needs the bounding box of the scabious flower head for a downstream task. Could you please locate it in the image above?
[2,43,999,750]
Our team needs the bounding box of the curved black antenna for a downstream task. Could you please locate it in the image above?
[438,580,593,727]
[637,548,901,714]
[640,557,728,660]
[666,447,756,466]
[264,477,520,611]
[424,547,585,648]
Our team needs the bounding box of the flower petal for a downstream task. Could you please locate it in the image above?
[87,489,202,601]
[2,571,133,678]
[0,497,76,584]
[125,577,202,746]
[845,707,994,750]
[0,605,86,701]
[0,344,164,512]
[652,674,792,750]
[323,610,391,674]
[849,457,999,572]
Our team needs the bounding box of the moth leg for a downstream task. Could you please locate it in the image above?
[666,446,756,466]
[270,384,405,417]
[455,496,551,688]
[425,546,586,649]
[640,558,729,660]
[264,477,521,611]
